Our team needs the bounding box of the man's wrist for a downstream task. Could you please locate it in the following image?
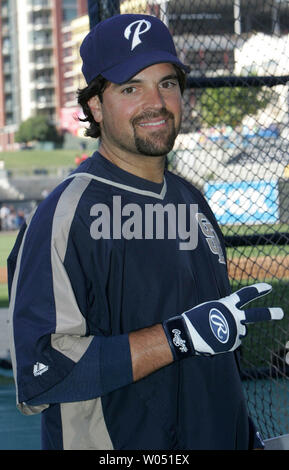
[163,315,195,360]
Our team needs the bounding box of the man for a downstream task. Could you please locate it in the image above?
[8,14,283,450]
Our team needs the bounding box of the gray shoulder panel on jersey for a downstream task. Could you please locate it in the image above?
[8,209,37,410]
[50,175,94,361]
[60,398,114,450]
[65,172,167,200]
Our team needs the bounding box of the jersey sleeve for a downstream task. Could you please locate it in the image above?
[24,334,132,410]
[8,178,133,415]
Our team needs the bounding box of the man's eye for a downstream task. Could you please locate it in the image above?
[122,86,136,95]
[161,80,178,89]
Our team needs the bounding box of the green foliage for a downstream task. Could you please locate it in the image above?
[15,116,61,144]
[199,85,272,128]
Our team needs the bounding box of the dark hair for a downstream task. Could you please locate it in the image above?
[77,66,187,140]
[174,66,187,94]
[77,75,107,139]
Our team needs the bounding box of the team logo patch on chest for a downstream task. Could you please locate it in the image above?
[197,213,225,264]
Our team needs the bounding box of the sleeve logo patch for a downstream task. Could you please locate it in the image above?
[33,362,49,377]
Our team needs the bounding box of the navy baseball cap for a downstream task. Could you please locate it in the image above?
[80,14,190,85]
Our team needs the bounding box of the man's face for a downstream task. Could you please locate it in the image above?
[89,63,183,159]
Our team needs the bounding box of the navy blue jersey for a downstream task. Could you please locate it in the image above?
[8,152,254,450]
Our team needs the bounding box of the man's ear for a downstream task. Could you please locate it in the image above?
[87,95,103,123]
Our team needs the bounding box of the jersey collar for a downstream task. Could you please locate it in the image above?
[69,151,167,200]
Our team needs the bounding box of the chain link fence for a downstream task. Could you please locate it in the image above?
[118,0,289,440]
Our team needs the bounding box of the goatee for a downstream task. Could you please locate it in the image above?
[132,108,180,156]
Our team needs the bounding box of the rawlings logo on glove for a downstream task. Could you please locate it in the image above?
[209,309,229,343]
[163,283,284,360]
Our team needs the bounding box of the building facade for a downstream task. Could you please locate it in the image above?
[0,0,19,150]
[59,13,89,137]
[0,0,87,150]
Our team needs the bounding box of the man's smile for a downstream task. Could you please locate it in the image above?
[138,119,167,128]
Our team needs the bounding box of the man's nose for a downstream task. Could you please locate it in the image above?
[143,86,166,109]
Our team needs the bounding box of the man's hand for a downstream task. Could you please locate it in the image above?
[163,283,284,360]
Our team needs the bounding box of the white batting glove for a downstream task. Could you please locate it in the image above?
[163,283,284,360]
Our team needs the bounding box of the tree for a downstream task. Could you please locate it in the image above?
[199,84,272,128]
[15,115,60,144]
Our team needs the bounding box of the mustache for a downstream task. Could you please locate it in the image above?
[132,108,174,126]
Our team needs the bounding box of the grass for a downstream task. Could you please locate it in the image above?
[0,285,9,308]
[0,149,78,172]
[0,232,17,268]
[0,231,17,308]
[227,244,289,259]
[221,223,289,258]
[221,222,289,237]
